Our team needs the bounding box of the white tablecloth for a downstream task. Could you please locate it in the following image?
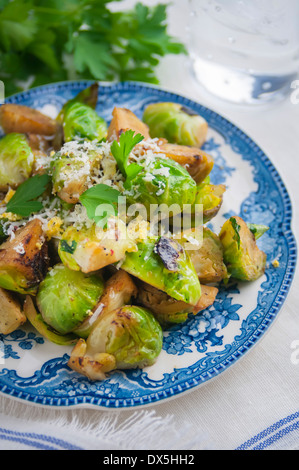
[0,0,298,451]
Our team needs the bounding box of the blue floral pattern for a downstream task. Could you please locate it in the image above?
[0,81,296,409]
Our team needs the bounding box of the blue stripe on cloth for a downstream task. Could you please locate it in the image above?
[0,426,83,450]
[236,411,299,450]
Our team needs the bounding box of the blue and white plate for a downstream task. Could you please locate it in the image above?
[0,81,296,409]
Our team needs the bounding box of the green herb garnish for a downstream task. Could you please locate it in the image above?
[79,183,122,227]
[111,129,144,181]
[59,240,77,254]
[6,174,51,217]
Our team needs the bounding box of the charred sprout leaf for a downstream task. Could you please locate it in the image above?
[110,129,144,178]
[247,223,269,240]
[0,133,34,191]
[219,216,267,282]
[154,237,183,272]
[122,238,201,306]
[143,102,208,148]
[36,264,104,335]
[6,173,50,217]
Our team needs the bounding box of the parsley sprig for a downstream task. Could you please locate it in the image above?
[111,129,144,181]
[6,174,51,217]
[0,1,186,96]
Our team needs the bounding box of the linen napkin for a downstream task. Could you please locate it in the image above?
[0,395,210,450]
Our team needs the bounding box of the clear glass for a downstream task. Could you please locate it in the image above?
[188,0,299,104]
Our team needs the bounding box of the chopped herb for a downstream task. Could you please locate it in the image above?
[60,240,77,254]
[230,217,241,249]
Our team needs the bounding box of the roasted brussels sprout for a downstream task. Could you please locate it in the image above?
[36,264,104,335]
[121,237,201,306]
[187,227,228,284]
[0,219,49,295]
[56,83,99,125]
[143,102,208,148]
[68,305,163,380]
[0,104,58,136]
[153,142,214,184]
[107,107,151,141]
[0,133,34,191]
[58,220,137,273]
[62,102,107,143]
[74,269,138,338]
[137,281,218,326]
[50,140,104,204]
[125,156,197,216]
[195,181,226,224]
[0,287,26,335]
[24,295,78,345]
[219,216,267,281]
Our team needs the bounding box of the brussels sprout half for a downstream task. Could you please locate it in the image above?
[195,181,226,224]
[50,140,104,204]
[0,133,34,191]
[121,237,201,306]
[219,216,267,281]
[137,281,218,327]
[36,264,104,335]
[24,295,78,345]
[125,156,197,217]
[143,102,208,148]
[187,227,228,284]
[63,102,107,142]
[68,305,163,380]
[0,219,49,295]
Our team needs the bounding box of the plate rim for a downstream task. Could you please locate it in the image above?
[0,80,297,410]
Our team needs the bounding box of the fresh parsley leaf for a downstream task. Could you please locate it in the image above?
[111,129,144,178]
[79,183,121,227]
[6,174,51,217]
[230,217,241,249]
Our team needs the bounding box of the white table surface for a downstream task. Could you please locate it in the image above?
[0,0,298,451]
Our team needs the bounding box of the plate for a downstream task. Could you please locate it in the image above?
[0,81,297,409]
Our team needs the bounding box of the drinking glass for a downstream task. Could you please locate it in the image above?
[188,0,299,104]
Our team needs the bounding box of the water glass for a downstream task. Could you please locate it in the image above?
[188,0,299,104]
